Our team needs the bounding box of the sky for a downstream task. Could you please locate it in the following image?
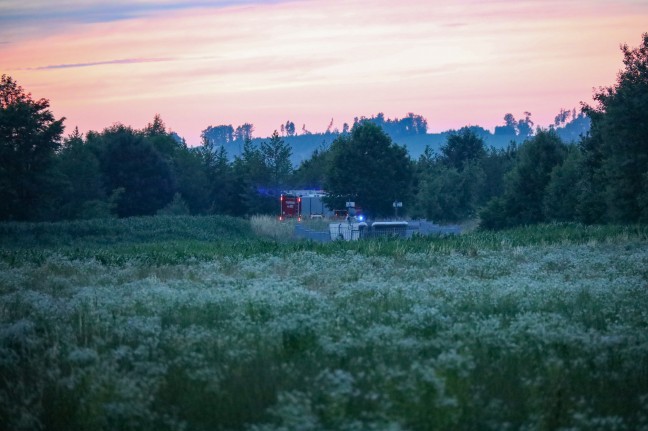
[1,0,647,145]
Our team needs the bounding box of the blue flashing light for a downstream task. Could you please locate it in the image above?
[358,215,364,221]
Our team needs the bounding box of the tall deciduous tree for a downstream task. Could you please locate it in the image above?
[582,32,648,222]
[234,123,254,143]
[145,115,212,215]
[0,75,65,220]
[324,121,412,217]
[494,113,518,141]
[440,127,486,172]
[415,163,484,222]
[202,125,235,150]
[292,146,331,190]
[480,130,566,229]
[414,131,490,222]
[89,124,175,217]
[284,121,296,137]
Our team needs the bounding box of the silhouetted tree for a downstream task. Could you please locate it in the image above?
[324,121,412,217]
[479,143,517,204]
[144,113,167,137]
[494,113,518,140]
[414,162,484,221]
[413,131,489,221]
[516,112,534,138]
[202,125,234,148]
[553,110,591,143]
[146,115,212,215]
[356,112,428,138]
[89,124,175,217]
[0,75,65,220]
[234,123,254,143]
[232,138,274,215]
[53,127,108,219]
[174,145,211,214]
[439,127,486,172]
[198,134,234,214]
[261,131,292,191]
[292,146,331,190]
[285,121,296,136]
[401,112,428,135]
[544,145,583,222]
[480,130,566,229]
[582,32,648,222]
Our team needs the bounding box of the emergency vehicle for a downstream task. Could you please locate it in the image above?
[279,190,363,221]
[279,193,301,220]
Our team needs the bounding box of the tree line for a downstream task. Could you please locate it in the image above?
[201,111,589,168]
[1,33,646,227]
[0,87,294,220]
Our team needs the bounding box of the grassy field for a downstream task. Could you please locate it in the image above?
[1,216,647,430]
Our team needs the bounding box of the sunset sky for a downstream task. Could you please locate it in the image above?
[2,0,647,145]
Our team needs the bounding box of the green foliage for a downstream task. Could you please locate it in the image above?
[291,146,331,190]
[479,143,517,204]
[412,133,513,223]
[324,122,413,217]
[439,127,486,171]
[172,144,211,214]
[478,196,509,230]
[544,145,583,222]
[582,32,648,222]
[199,137,235,215]
[415,163,484,221]
[146,115,215,215]
[0,75,65,221]
[88,124,176,217]
[232,138,276,215]
[260,131,292,190]
[480,130,566,229]
[508,130,566,223]
[52,128,107,220]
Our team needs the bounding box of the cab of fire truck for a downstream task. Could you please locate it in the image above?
[279,193,301,221]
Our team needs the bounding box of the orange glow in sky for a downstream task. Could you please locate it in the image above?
[2,0,647,145]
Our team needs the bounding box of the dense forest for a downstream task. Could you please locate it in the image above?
[1,33,646,227]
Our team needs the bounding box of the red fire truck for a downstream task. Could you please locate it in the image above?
[279,193,301,221]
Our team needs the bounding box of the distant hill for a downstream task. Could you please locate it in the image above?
[215,113,591,167]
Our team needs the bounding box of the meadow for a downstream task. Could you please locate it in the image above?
[1,216,647,430]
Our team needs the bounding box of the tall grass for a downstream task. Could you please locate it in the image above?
[250,215,294,241]
[0,215,254,248]
[2,217,646,268]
